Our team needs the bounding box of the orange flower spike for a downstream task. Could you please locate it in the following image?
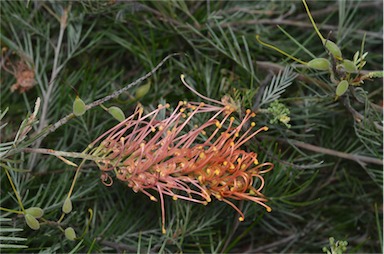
[91,81,274,233]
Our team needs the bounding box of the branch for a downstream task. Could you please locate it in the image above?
[260,135,383,166]
[23,148,100,161]
[30,53,181,145]
[99,239,138,253]
[221,19,382,39]
[29,6,70,169]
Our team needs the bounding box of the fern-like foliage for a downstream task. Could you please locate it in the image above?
[0,108,12,159]
[259,66,298,107]
[206,21,256,79]
[0,217,28,250]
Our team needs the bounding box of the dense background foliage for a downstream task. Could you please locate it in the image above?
[1,1,382,253]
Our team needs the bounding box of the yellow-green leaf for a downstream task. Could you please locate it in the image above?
[307,58,330,71]
[324,40,342,60]
[73,96,86,117]
[336,80,349,96]
[25,207,44,218]
[135,82,151,99]
[342,59,357,73]
[64,227,77,241]
[108,106,125,122]
[62,197,73,214]
[25,213,40,230]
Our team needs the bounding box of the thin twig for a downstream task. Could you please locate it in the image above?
[256,61,381,121]
[253,138,326,170]
[340,95,364,122]
[251,233,298,253]
[29,53,180,147]
[261,135,383,166]
[256,61,332,92]
[294,1,383,20]
[23,148,100,161]
[221,19,382,39]
[29,6,70,169]
[99,239,138,253]
[36,7,69,138]
[220,201,244,252]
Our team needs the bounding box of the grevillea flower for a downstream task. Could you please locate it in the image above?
[89,75,273,233]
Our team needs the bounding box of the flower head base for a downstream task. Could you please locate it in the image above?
[90,83,273,233]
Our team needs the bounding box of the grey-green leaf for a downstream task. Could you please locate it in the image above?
[108,106,125,122]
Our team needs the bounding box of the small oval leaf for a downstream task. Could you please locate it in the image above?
[73,96,86,117]
[62,197,73,214]
[324,40,342,60]
[64,227,77,241]
[108,106,125,122]
[307,58,330,71]
[342,59,357,73]
[135,82,151,99]
[336,80,349,97]
[25,207,44,218]
[25,213,40,230]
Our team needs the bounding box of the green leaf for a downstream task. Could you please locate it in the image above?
[62,197,73,214]
[107,106,125,122]
[24,214,40,230]
[135,82,151,99]
[73,96,86,117]
[25,207,44,218]
[64,227,77,241]
[307,58,330,71]
[341,59,357,72]
[336,80,349,96]
[324,40,342,60]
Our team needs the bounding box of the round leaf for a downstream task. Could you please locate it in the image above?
[73,96,86,117]
[64,227,77,241]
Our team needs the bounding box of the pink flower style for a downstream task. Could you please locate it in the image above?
[90,75,274,233]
